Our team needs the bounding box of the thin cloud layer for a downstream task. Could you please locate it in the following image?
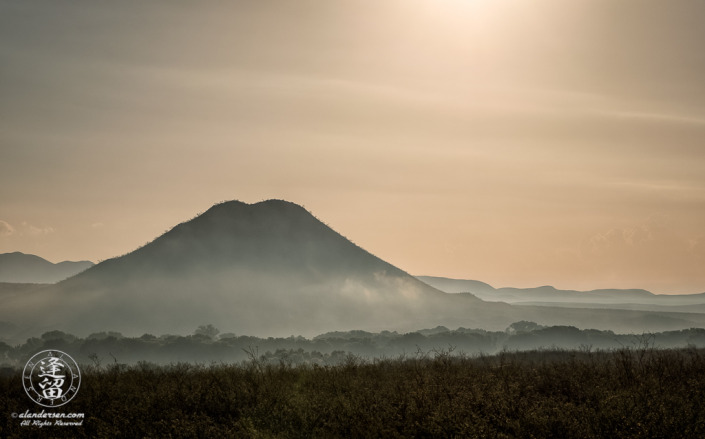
[0,220,15,237]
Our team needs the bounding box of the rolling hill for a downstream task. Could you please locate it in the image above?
[0,252,93,283]
[418,276,705,311]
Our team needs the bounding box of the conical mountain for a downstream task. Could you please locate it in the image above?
[71,200,418,286]
[3,200,472,337]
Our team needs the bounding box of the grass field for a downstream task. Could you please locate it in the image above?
[2,347,705,438]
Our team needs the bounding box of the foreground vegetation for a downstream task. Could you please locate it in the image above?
[2,347,705,438]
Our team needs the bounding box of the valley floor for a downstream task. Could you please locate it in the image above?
[2,347,705,438]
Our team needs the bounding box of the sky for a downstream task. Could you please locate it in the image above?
[1,0,704,294]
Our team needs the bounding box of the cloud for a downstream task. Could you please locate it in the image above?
[0,220,15,237]
[580,214,680,259]
[581,226,652,257]
[571,215,705,292]
[20,221,55,236]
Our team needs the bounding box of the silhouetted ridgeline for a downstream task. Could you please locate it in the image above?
[2,324,705,367]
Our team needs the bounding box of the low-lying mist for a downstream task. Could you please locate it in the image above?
[3,323,705,368]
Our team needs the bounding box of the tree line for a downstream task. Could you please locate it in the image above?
[2,322,705,368]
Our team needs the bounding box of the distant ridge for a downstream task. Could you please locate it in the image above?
[0,252,93,283]
[418,276,705,308]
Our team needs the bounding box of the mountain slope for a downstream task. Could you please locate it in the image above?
[0,252,93,283]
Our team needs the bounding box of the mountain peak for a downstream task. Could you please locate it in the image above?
[199,199,312,221]
[64,197,418,289]
[167,198,334,250]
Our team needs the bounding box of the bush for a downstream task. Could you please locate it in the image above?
[2,347,705,438]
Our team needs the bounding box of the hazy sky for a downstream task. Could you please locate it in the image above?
[1,0,704,294]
